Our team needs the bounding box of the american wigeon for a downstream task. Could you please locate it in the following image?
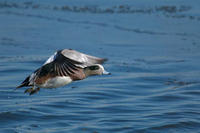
[17,49,110,95]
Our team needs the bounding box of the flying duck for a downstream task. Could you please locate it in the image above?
[17,49,110,95]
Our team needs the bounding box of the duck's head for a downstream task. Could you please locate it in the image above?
[84,64,110,77]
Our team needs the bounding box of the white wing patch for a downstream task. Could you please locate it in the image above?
[43,52,57,65]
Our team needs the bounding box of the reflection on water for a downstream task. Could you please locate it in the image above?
[0,0,200,132]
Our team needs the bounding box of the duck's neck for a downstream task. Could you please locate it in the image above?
[83,69,90,77]
[83,68,96,77]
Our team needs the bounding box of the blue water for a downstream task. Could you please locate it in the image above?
[0,0,200,132]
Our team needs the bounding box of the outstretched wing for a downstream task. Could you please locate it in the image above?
[35,50,86,81]
[61,49,107,67]
[40,50,83,77]
[40,49,107,79]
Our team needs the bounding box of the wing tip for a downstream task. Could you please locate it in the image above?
[99,58,108,64]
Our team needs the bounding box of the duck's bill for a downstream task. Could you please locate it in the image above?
[103,70,111,75]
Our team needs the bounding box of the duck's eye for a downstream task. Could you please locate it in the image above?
[89,66,99,70]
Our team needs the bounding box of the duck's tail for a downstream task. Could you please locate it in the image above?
[16,76,31,89]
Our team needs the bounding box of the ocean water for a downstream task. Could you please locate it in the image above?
[0,0,200,132]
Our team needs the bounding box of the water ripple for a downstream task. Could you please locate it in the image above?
[1,0,200,132]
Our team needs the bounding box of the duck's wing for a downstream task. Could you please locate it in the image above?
[39,50,83,77]
[41,49,107,78]
[61,49,107,67]
[35,50,87,81]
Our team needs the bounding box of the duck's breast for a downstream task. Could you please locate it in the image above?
[37,76,72,88]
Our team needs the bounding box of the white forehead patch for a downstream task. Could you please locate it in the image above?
[97,64,104,71]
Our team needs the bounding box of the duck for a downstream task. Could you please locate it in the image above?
[17,49,110,95]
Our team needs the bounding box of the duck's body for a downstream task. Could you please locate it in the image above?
[36,76,72,88]
[17,49,109,95]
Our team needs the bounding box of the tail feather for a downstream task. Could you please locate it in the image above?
[16,83,29,89]
[16,76,31,89]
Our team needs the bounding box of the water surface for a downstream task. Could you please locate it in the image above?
[0,0,200,132]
